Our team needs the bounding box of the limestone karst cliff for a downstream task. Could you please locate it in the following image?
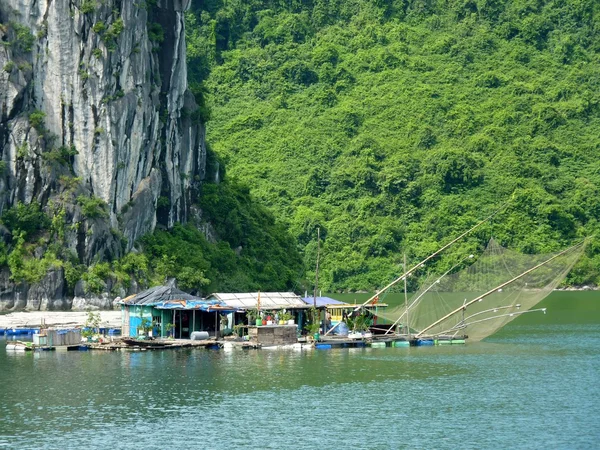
[0,0,205,309]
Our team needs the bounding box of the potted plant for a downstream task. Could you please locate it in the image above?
[247,309,257,326]
[280,311,294,325]
[345,315,357,338]
[305,308,321,341]
[165,322,174,339]
[233,324,244,338]
[81,311,101,341]
[347,313,372,339]
[357,313,372,336]
[305,322,321,341]
[137,318,153,338]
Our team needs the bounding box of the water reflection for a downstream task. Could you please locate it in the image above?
[0,292,598,448]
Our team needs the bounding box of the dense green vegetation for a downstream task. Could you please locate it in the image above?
[140,180,303,293]
[186,0,600,291]
[0,177,302,294]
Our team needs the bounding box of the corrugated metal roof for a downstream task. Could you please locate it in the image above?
[119,285,201,305]
[208,292,308,310]
[118,286,232,311]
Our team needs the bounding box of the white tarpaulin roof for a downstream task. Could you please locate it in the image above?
[207,292,308,310]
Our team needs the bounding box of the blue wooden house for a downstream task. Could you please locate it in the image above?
[119,285,232,338]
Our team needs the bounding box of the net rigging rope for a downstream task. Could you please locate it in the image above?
[375,238,586,341]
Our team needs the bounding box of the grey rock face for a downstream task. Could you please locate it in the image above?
[0,267,66,311]
[0,0,205,310]
[27,268,68,311]
[0,268,28,311]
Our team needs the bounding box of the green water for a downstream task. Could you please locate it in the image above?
[0,292,599,449]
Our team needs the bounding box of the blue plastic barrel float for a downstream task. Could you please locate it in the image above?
[0,328,5,336]
[416,338,434,346]
[315,344,332,350]
[6,328,39,336]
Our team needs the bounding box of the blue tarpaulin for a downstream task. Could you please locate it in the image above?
[301,297,348,307]
[154,299,233,311]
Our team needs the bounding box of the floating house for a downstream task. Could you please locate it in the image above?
[301,296,390,332]
[119,285,232,338]
[207,292,309,325]
[207,292,309,345]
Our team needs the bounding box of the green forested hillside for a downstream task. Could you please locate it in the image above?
[186,0,600,291]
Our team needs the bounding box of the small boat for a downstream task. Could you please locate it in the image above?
[121,338,169,348]
[6,341,34,351]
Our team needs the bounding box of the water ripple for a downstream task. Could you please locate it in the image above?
[1,322,599,449]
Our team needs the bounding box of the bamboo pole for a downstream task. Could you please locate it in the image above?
[324,205,505,336]
[314,227,320,309]
[403,253,409,338]
[415,241,584,338]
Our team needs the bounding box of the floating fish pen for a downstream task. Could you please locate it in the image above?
[4,329,83,352]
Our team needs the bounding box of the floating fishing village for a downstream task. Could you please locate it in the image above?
[3,214,587,354]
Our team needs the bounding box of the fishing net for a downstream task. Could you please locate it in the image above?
[375,238,586,341]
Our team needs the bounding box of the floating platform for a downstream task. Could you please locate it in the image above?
[87,338,261,352]
[315,333,467,349]
[5,334,467,353]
